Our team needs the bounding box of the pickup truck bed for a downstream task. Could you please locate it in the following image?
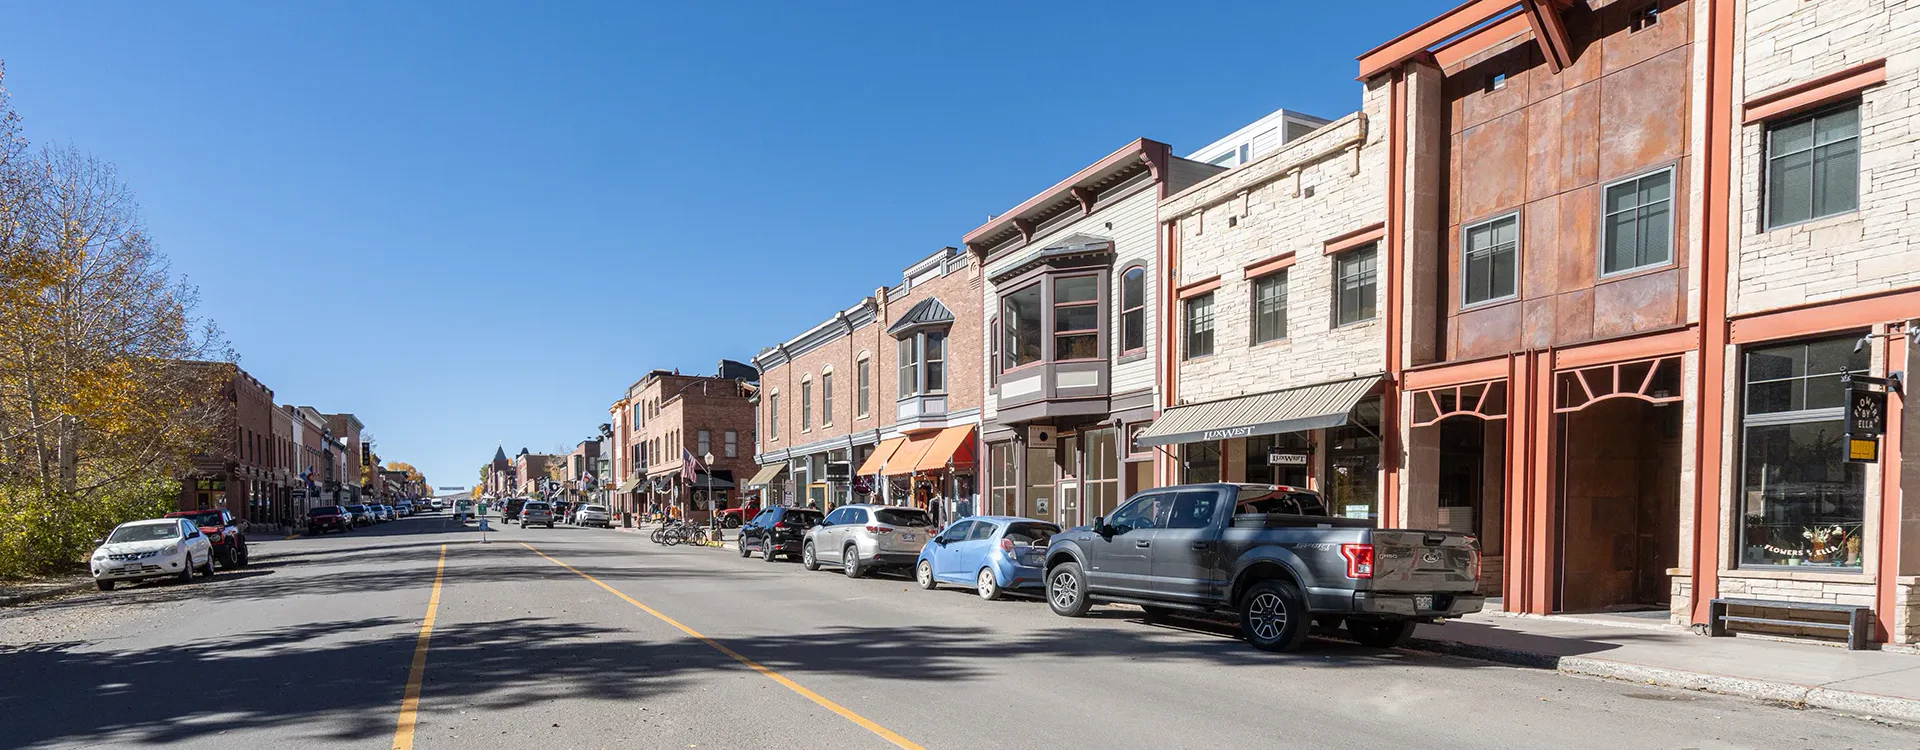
[1045,483,1484,652]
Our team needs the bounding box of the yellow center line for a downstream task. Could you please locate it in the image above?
[519,542,926,750]
[391,543,447,750]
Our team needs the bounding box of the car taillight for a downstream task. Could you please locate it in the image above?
[866,526,891,534]
[1470,549,1482,581]
[1341,543,1374,579]
[998,538,1016,556]
[773,522,789,530]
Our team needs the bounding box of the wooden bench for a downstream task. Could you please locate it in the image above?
[1707,597,1873,650]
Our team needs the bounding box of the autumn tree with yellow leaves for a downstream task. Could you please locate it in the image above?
[0,64,231,575]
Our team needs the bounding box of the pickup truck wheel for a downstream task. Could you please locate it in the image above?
[1047,562,1092,617]
[976,568,1002,601]
[1240,580,1310,652]
[802,543,821,571]
[724,516,741,529]
[1347,619,1416,649]
[232,541,248,567]
[217,546,236,568]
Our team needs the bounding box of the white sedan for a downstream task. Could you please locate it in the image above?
[572,504,612,527]
[90,517,215,591]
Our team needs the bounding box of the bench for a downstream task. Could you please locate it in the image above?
[1707,597,1873,650]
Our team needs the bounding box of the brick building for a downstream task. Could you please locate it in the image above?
[324,413,364,502]
[484,446,515,498]
[752,247,985,519]
[610,365,758,519]
[178,363,286,525]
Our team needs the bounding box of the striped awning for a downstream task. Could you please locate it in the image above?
[1135,374,1382,447]
[615,477,643,493]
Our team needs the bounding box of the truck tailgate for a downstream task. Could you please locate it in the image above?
[1365,529,1478,593]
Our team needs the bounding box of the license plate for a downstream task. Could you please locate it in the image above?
[900,533,916,542]
[1414,595,1435,610]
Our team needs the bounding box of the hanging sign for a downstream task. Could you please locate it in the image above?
[825,461,852,483]
[1848,438,1880,463]
[1846,382,1887,437]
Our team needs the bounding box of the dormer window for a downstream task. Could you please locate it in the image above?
[887,297,955,400]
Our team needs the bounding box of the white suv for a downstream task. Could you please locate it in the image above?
[90,518,215,590]
[573,504,612,527]
[802,505,935,577]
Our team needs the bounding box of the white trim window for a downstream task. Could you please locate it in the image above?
[800,378,813,432]
[896,330,948,399]
[724,430,738,458]
[1603,168,1674,275]
[1462,214,1518,306]
[1334,245,1378,326]
[1765,103,1860,229]
[821,371,835,427]
[856,355,871,418]
[1251,271,1287,344]
[1184,292,1215,360]
[696,429,710,458]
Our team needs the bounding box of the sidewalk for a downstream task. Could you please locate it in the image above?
[1408,612,1920,723]
[0,575,91,607]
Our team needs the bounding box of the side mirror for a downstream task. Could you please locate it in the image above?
[1092,516,1104,529]
[93,537,106,546]
[935,537,950,546]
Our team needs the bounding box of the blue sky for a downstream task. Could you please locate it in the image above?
[0,1,1443,487]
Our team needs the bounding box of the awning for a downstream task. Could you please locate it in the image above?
[857,438,905,476]
[689,471,734,490]
[1136,375,1383,447]
[745,463,787,488]
[615,477,642,493]
[883,434,936,476]
[913,425,977,473]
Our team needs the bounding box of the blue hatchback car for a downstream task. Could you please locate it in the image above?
[915,516,1060,600]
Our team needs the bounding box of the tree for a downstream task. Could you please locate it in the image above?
[385,461,425,487]
[0,65,231,574]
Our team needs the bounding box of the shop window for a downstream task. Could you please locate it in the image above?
[1462,214,1519,306]
[1025,446,1055,516]
[1246,433,1310,487]
[1120,267,1145,354]
[988,442,1018,517]
[1003,284,1044,368]
[1765,103,1860,229]
[1252,272,1288,344]
[1083,428,1120,522]
[1326,396,1382,520]
[1738,335,1870,569]
[1602,168,1674,275]
[1182,441,1221,483]
[1334,245,1378,325]
[1184,292,1215,360]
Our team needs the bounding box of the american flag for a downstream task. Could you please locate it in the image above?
[680,449,698,485]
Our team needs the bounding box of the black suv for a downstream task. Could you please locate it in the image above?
[503,497,528,521]
[737,507,824,562]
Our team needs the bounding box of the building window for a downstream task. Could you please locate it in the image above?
[1246,432,1311,487]
[724,430,737,458]
[1766,103,1859,229]
[1252,271,1288,343]
[1120,267,1145,354]
[1184,292,1215,360]
[633,402,642,428]
[1003,284,1043,368]
[1181,441,1221,483]
[821,372,834,426]
[924,330,946,393]
[697,430,710,458]
[768,394,779,441]
[1462,214,1518,306]
[988,442,1017,517]
[1738,335,1870,569]
[1327,397,1383,520]
[988,316,1000,386]
[898,336,919,397]
[1334,245,1378,325]
[1053,275,1099,360]
[1603,168,1674,275]
[856,357,870,417]
[800,380,812,432]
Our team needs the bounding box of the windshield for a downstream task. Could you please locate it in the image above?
[584,505,607,513]
[175,511,223,526]
[308,506,342,516]
[874,509,933,527]
[525,502,549,510]
[347,505,367,513]
[107,523,181,544]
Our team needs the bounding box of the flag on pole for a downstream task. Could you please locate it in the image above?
[680,448,697,485]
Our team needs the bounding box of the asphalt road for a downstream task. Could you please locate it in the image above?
[2,511,1914,750]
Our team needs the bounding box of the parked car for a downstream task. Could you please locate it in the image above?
[395,500,414,516]
[307,505,353,534]
[716,503,761,529]
[373,505,394,522]
[89,517,215,591]
[1043,483,1483,652]
[551,501,572,521]
[344,504,374,527]
[572,504,612,528]
[453,498,473,521]
[520,501,555,528]
[503,497,528,521]
[802,504,934,577]
[429,499,445,510]
[916,516,1058,600]
[737,506,824,561]
[163,509,250,568]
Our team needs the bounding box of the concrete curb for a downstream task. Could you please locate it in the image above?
[0,580,91,608]
[1404,636,1920,724]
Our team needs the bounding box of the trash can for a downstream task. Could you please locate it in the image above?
[622,511,633,528]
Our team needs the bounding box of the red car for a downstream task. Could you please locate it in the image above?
[716,503,762,529]
[164,509,250,568]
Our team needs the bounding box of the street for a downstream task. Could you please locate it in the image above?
[0,511,1908,750]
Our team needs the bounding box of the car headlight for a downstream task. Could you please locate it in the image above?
[164,544,180,555]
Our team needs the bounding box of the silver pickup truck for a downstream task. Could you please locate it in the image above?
[1043,483,1482,652]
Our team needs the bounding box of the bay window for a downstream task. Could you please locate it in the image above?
[1003,284,1043,368]
[896,329,948,398]
[1054,275,1099,360]
[898,336,919,396]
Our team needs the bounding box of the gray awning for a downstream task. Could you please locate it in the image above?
[746,463,787,488]
[1135,375,1382,447]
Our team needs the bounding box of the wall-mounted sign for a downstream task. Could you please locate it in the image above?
[1848,438,1880,463]
[1846,383,1887,438]
[1267,452,1310,466]
[825,461,851,483]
